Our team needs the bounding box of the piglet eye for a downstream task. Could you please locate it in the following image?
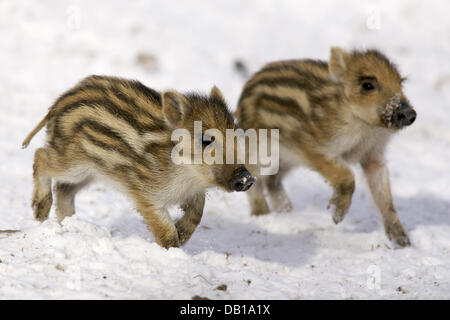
[202,135,215,147]
[361,81,375,91]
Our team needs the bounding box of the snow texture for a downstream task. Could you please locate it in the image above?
[0,0,449,299]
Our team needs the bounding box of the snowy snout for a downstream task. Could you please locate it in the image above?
[393,102,416,128]
[230,168,255,192]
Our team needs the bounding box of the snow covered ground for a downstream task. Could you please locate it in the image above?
[1,0,449,299]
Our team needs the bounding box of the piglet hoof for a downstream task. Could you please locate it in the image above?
[32,193,53,222]
[331,207,346,224]
[157,234,181,249]
[251,203,271,216]
[393,235,411,248]
[251,209,270,216]
[328,189,352,224]
[387,228,411,248]
[327,201,348,224]
[332,212,344,224]
[175,224,194,247]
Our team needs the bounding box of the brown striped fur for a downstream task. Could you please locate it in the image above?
[236,47,415,247]
[23,75,249,248]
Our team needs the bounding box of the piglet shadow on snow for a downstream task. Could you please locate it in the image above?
[395,195,450,228]
[343,194,450,234]
[183,215,317,268]
[104,207,316,268]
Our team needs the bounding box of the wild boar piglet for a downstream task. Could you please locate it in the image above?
[23,75,255,248]
[236,47,416,247]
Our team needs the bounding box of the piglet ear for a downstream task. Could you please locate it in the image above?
[162,91,188,127]
[210,85,226,102]
[329,47,350,83]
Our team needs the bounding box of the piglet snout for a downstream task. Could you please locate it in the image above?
[231,168,255,192]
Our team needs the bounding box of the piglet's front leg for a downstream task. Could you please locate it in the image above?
[133,193,180,249]
[307,153,355,224]
[175,193,205,246]
[361,158,410,247]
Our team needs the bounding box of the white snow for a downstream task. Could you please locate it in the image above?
[1,0,449,299]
